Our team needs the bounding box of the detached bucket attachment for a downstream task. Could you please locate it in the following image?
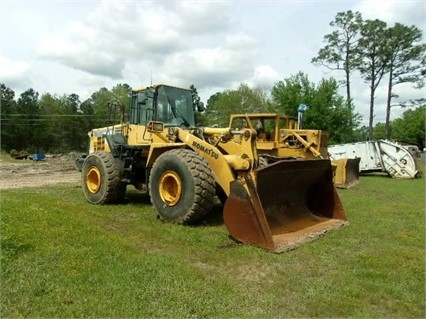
[223,159,349,253]
[332,158,360,189]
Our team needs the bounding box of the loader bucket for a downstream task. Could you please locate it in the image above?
[332,158,361,189]
[223,159,348,252]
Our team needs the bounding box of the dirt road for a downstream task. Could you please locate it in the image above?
[0,156,81,190]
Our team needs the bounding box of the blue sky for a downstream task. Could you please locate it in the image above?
[1,0,425,126]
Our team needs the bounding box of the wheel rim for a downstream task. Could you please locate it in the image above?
[86,166,101,193]
[159,171,182,206]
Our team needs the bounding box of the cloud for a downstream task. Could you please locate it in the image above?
[170,1,232,34]
[247,65,281,89]
[161,33,259,89]
[25,1,301,101]
[355,0,425,28]
[0,56,33,89]
[37,20,125,79]
[35,0,234,80]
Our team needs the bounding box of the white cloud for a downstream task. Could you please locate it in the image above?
[247,65,281,89]
[35,0,234,80]
[355,0,426,28]
[0,56,33,89]
[224,32,258,50]
[2,0,424,123]
[37,20,125,79]
[171,0,233,34]
[162,34,259,89]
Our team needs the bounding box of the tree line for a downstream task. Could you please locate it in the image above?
[199,77,424,148]
[1,79,424,154]
[311,10,425,140]
[0,83,130,153]
[1,10,424,154]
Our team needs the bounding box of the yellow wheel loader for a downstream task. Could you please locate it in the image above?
[76,85,348,252]
[228,113,360,188]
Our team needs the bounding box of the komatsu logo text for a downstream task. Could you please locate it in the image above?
[192,141,219,159]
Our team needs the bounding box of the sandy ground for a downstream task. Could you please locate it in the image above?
[0,155,82,190]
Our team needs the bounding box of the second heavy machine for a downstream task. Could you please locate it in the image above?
[228,113,360,188]
[76,84,348,252]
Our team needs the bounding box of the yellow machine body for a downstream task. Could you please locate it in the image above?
[77,86,349,252]
[228,113,360,188]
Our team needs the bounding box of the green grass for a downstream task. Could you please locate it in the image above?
[1,176,425,318]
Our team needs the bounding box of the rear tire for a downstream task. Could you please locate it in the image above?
[149,149,215,224]
[82,151,126,204]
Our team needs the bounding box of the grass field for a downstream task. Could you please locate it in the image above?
[1,175,425,318]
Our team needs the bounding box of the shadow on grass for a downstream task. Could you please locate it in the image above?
[122,188,226,227]
[359,172,390,178]
[123,188,151,204]
[199,203,225,227]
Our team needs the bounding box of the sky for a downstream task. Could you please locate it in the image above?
[1,0,425,126]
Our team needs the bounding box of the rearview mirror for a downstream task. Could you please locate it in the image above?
[197,101,205,112]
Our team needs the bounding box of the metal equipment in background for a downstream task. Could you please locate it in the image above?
[328,140,421,179]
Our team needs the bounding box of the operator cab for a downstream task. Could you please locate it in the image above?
[130,84,203,128]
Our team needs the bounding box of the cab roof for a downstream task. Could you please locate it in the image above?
[132,84,190,93]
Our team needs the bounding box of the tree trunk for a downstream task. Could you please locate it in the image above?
[385,69,393,139]
[345,59,353,141]
[368,84,375,141]
[346,69,351,109]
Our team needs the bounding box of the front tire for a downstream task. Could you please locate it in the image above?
[149,149,215,224]
[81,151,126,204]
